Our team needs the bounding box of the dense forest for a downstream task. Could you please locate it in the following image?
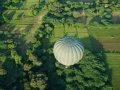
[1,0,120,90]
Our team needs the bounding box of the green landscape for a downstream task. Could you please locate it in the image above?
[0,0,120,90]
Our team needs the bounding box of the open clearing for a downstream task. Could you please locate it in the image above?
[105,53,120,90]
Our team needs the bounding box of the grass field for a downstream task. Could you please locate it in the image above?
[52,27,93,51]
[88,27,120,52]
[1,10,48,32]
[105,53,120,90]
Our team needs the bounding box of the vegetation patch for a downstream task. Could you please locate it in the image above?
[1,0,120,89]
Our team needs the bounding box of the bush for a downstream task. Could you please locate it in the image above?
[73,11,80,18]
[28,10,39,16]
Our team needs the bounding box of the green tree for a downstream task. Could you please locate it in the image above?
[45,0,57,3]
[23,63,32,71]
[29,54,37,62]
[28,54,42,66]
[102,0,109,3]
[30,73,48,90]
[26,49,33,55]
[0,68,7,75]
[24,82,31,90]
[12,0,23,3]
[73,11,81,18]
[0,56,6,63]
[8,44,15,49]
[64,7,71,11]
[11,50,22,64]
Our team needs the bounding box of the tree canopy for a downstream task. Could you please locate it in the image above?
[0,0,116,89]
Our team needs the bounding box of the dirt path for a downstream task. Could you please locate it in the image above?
[29,11,48,34]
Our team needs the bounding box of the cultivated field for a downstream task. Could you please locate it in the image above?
[88,27,120,52]
[53,26,120,52]
[52,27,93,51]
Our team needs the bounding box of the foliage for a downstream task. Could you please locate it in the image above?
[0,68,7,75]
[27,10,39,16]
[0,0,118,90]
[30,73,48,90]
[73,11,81,18]
[53,50,112,90]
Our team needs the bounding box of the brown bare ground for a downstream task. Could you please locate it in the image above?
[78,10,85,16]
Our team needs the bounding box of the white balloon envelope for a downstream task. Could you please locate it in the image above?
[53,36,84,66]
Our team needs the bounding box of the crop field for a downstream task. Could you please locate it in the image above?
[105,53,120,90]
[88,27,120,52]
[3,10,45,25]
[2,10,47,30]
[52,27,93,51]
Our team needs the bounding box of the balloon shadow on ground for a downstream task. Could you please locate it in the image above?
[76,35,113,86]
[89,35,113,86]
[41,38,51,49]
[111,15,120,24]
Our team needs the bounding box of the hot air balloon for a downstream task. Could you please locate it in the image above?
[53,36,84,68]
